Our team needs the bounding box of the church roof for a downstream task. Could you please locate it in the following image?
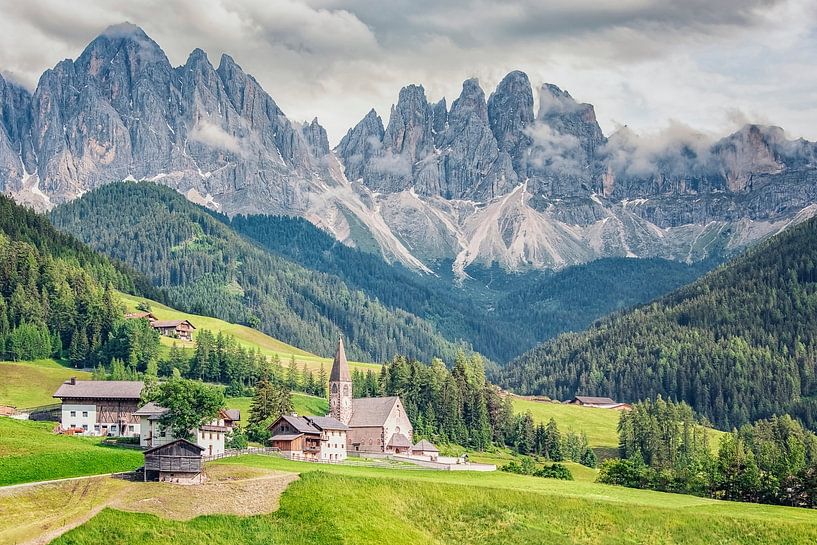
[329,337,351,382]
[349,396,400,427]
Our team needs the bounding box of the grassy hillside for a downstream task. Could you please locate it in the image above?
[119,292,380,374]
[500,215,817,430]
[0,360,90,408]
[51,455,817,545]
[0,419,143,486]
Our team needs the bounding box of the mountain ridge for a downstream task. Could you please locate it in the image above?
[1,23,816,276]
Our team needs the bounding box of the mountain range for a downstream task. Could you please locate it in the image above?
[2,23,817,277]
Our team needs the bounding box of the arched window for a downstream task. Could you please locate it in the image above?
[343,384,349,396]
[331,383,338,393]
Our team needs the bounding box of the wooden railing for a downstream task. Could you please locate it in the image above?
[202,446,279,462]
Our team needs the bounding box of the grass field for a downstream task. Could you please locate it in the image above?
[49,454,817,545]
[512,397,729,457]
[0,359,90,409]
[119,292,381,374]
[0,419,143,486]
[226,393,329,423]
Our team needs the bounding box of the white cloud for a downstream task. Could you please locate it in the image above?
[189,120,243,155]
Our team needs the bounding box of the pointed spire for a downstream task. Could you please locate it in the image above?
[330,337,351,382]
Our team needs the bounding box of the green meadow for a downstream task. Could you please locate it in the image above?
[52,454,817,545]
[226,393,329,423]
[0,419,143,486]
[0,359,90,409]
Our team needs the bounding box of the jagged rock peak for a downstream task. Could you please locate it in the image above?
[450,78,488,124]
[487,70,534,170]
[80,22,169,66]
[302,117,330,157]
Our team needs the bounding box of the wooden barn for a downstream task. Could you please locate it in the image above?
[143,439,205,484]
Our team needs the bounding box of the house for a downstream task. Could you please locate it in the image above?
[328,338,414,454]
[150,319,195,341]
[125,311,158,321]
[143,438,205,484]
[268,414,348,462]
[222,409,241,429]
[53,378,143,436]
[411,440,440,461]
[566,396,631,410]
[134,402,231,457]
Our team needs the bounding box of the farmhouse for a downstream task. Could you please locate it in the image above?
[269,414,348,461]
[143,438,205,484]
[134,402,231,457]
[329,338,414,454]
[566,396,631,410]
[150,319,196,341]
[53,378,143,436]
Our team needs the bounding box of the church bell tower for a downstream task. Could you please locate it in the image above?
[329,337,352,425]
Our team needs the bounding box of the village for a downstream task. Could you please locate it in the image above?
[48,328,506,484]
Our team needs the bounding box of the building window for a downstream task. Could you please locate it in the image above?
[82,411,88,417]
[70,411,76,417]
[129,425,135,432]
[82,424,88,431]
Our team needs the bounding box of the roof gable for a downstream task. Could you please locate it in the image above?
[349,396,400,427]
[53,380,144,400]
[143,438,204,455]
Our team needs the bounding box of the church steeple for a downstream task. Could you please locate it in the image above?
[329,337,352,424]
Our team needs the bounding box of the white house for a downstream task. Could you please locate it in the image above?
[53,378,143,437]
[268,414,348,462]
[134,402,231,457]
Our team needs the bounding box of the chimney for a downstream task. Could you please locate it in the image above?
[290,412,298,417]
[70,377,77,385]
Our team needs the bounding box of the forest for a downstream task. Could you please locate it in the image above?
[499,216,817,430]
[600,398,817,508]
[49,182,468,364]
[230,213,710,362]
[0,195,160,369]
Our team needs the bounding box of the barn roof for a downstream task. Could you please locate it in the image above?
[133,401,169,419]
[329,337,351,382]
[143,438,204,455]
[349,396,400,427]
[270,433,304,441]
[412,440,439,452]
[573,396,617,405]
[222,409,241,422]
[278,414,320,434]
[151,320,195,329]
[53,380,144,400]
[388,432,412,448]
[308,415,348,431]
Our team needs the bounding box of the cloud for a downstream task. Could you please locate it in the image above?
[369,151,412,177]
[0,0,814,144]
[189,120,243,155]
[524,123,585,176]
[602,121,716,178]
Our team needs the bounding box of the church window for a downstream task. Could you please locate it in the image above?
[331,383,338,393]
[343,384,349,396]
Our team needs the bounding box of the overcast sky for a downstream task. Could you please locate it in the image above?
[0,0,815,144]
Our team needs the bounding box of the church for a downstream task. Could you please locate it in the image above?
[329,338,414,454]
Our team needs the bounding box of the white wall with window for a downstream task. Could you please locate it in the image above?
[61,404,96,435]
[320,429,347,461]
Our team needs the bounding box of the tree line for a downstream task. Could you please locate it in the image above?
[599,398,817,509]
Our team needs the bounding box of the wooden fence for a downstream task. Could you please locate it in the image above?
[202,446,280,462]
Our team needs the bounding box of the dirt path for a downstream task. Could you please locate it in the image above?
[0,466,298,545]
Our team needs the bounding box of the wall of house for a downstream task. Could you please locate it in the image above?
[139,419,174,448]
[382,400,413,452]
[197,429,225,457]
[61,403,96,434]
[347,426,385,453]
[320,430,347,461]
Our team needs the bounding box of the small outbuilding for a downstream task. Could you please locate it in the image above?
[143,438,205,484]
[411,440,439,461]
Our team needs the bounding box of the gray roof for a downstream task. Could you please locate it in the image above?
[573,396,617,405]
[271,433,304,441]
[53,380,144,400]
[279,414,320,434]
[388,432,412,448]
[151,320,194,329]
[329,337,351,382]
[133,402,169,419]
[143,438,204,455]
[308,416,348,431]
[223,409,241,421]
[412,440,439,452]
[349,396,400,427]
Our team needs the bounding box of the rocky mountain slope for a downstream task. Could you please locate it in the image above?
[2,23,816,276]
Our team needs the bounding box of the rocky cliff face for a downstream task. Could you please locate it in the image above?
[3,24,817,276]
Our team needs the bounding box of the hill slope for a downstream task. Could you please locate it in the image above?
[499,216,817,430]
[229,214,711,362]
[50,182,467,363]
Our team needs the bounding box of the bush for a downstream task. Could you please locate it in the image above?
[226,426,249,449]
[501,457,572,480]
